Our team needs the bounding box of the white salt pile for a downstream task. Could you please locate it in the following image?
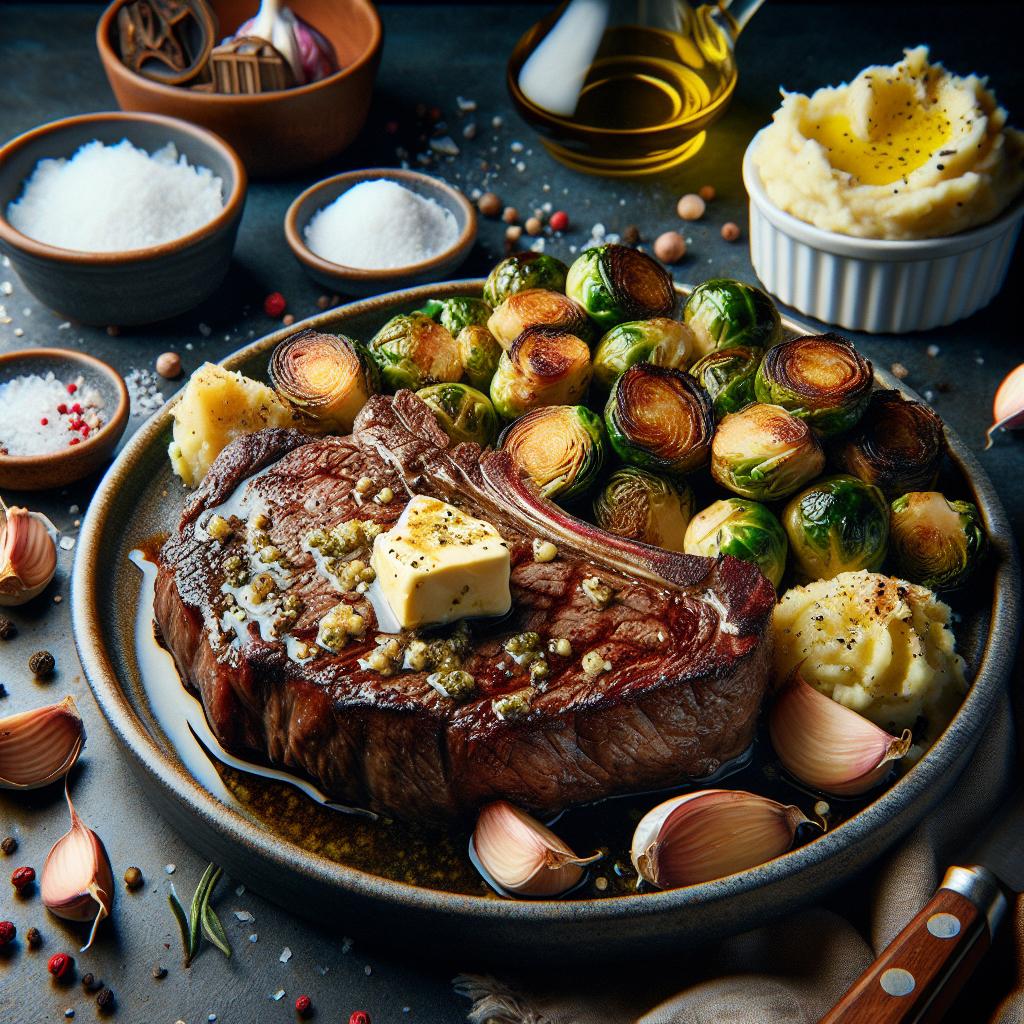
[304,179,459,269]
[7,140,224,253]
[0,372,104,456]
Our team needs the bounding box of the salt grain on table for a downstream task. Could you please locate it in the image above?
[279,946,292,963]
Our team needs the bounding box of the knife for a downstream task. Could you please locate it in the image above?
[820,788,1023,1024]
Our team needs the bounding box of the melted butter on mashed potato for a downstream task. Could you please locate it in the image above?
[754,47,1024,239]
[773,570,966,745]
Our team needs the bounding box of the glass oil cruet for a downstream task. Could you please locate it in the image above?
[507,0,766,176]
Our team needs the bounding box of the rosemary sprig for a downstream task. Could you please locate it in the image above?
[167,863,232,966]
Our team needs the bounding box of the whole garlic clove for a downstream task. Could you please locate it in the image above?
[986,363,1024,449]
[472,800,601,897]
[0,501,59,606]
[240,0,338,85]
[631,789,809,889]
[0,696,85,790]
[769,670,912,797]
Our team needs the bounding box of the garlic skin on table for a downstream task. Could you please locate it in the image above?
[473,800,601,897]
[238,0,338,85]
[631,789,809,889]
[769,670,912,797]
[0,501,59,606]
[0,696,85,790]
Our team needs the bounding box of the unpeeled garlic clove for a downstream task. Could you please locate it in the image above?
[0,696,85,790]
[769,670,911,797]
[0,500,59,606]
[472,800,601,897]
[986,364,1024,449]
[631,789,809,889]
[41,786,114,952]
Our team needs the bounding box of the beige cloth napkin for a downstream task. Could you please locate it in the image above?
[456,689,1022,1024]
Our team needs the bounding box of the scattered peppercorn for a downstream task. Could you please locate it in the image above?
[505,225,523,244]
[621,224,640,246]
[501,206,518,224]
[654,231,687,264]
[524,216,543,236]
[549,210,569,232]
[282,313,296,326]
[0,921,15,946]
[151,965,167,980]
[81,973,98,991]
[123,866,143,891]
[155,352,182,379]
[698,184,716,202]
[890,362,910,380]
[1,837,17,855]
[29,650,55,678]
[295,994,312,1015]
[316,294,331,310]
[48,951,73,978]
[95,986,115,1012]
[11,865,35,891]
[349,1013,371,1024]
[720,221,741,242]
[477,192,502,217]
[263,292,287,318]
[676,193,706,221]
[25,927,42,949]
[0,615,15,640]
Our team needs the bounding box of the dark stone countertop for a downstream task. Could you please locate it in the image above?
[0,3,1022,1022]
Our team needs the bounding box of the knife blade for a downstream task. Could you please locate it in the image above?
[820,788,1023,1024]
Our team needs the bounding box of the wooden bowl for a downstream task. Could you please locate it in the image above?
[0,349,129,491]
[96,0,383,178]
[284,169,478,297]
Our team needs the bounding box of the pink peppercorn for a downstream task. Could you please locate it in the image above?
[264,292,287,317]
[71,403,82,414]
[48,951,73,978]
[66,383,77,395]
[349,1013,371,1024]
[40,418,48,426]
[11,865,35,890]
[57,403,67,414]
[294,994,312,1015]
[0,921,15,946]
[69,438,80,446]
[549,210,569,232]
[81,425,90,438]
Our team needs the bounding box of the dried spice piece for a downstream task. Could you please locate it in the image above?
[29,650,55,678]
[81,972,96,991]
[11,865,35,890]
[0,615,15,640]
[151,965,167,980]
[48,951,74,978]
[26,926,42,949]
[349,1013,371,1024]
[123,866,144,891]
[295,995,312,1016]
[95,986,115,1012]
[0,921,15,946]
[2,836,17,855]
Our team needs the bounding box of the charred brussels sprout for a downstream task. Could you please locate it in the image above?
[889,491,986,591]
[591,318,694,395]
[604,364,714,475]
[420,296,493,336]
[499,405,606,502]
[838,390,946,498]
[689,345,762,419]
[593,466,695,552]
[783,475,889,581]
[456,324,502,390]
[711,403,825,500]
[566,244,676,328]
[488,289,595,349]
[683,498,788,588]
[682,278,782,359]
[489,327,592,420]
[483,252,569,307]
[417,382,499,447]
[269,329,380,433]
[368,312,462,391]
[754,334,873,438]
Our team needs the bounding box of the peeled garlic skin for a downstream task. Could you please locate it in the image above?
[0,696,85,790]
[0,505,59,606]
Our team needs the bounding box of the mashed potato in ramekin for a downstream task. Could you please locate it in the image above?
[753,47,1024,240]
[772,570,966,743]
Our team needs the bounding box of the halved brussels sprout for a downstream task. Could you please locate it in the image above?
[783,475,889,581]
[592,466,694,552]
[417,382,499,447]
[489,327,592,420]
[711,403,825,501]
[420,296,493,336]
[604,364,714,475]
[483,252,569,307]
[566,244,676,328]
[754,333,873,438]
[269,329,380,433]
[683,498,788,588]
[688,345,762,419]
[456,324,502,390]
[499,405,606,502]
[591,318,694,395]
[889,491,986,591]
[488,289,595,349]
[838,390,946,498]
[682,278,782,359]
[368,312,462,391]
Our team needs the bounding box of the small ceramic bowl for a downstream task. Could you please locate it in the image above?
[0,348,129,491]
[0,111,247,326]
[742,130,1024,334]
[284,169,477,297]
[96,0,382,178]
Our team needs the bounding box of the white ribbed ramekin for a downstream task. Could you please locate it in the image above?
[742,131,1024,334]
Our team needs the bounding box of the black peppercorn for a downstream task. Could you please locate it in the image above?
[81,972,96,991]
[0,684,7,698]
[96,986,115,1012]
[0,615,15,640]
[622,224,641,246]
[25,926,42,949]
[28,650,55,678]
[0,837,16,855]
[151,965,167,980]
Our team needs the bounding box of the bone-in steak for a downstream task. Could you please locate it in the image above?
[155,391,776,821]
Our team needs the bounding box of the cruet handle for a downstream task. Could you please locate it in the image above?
[714,0,767,37]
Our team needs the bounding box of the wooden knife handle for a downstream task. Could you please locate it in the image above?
[820,866,1007,1024]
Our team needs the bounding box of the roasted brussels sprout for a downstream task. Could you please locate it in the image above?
[682,278,782,359]
[754,333,873,438]
[489,327,592,420]
[420,296,493,336]
[711,403,825,500]
[593,466,694,552]
[499,405,606,502]
[591,318,694,394]
[483,252,569,307]
[683,498,788,588]
[604,364,714,475]
[837,390,946,498]
[488,289,595,349]
[368,312,462,391]
[269,329,380,433]
[889,491,986,590]
[566,244,676,328]
[689,345,762,419]
[783,475,889,581]
[456,324,502,390]
[417,382,499,447]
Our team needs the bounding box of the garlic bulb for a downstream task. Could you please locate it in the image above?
[41,787,114,952]
[769,670,912,796]
[985,363,1024,449]
[0,500,59,606]
[631,789,808,889]
[239,0,338,85]
[472,800,601,897]
[0,696,85,789]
